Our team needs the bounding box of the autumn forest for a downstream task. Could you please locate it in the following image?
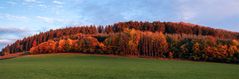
[1,21,239,63]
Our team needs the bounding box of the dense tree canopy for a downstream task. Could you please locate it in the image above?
[1,21,239,63]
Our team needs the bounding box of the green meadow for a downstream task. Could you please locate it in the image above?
[0,54,238,79]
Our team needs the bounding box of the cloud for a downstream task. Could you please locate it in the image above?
[0,39,14,45]
[177,0,239,21]
[181,11,196,21]
[72,0,144,25]
[36,16,54,23]
[37,4,47,8]
[53,0,64,5]
[121,9,144,20]
[0,39,14,49]
[174,0,239,31]
[24,0,42,3]
[22,0,43,8]
[70,0,180,25]
[24,0,36,2]
[36,16,78,24]
[0,27,27,34]
[0,27,33,49]
[0,14,29,21]
[7,1,17,5]
[6,14,28,20]
[0,37,20,49]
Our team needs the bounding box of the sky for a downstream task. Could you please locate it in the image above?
[0,0,239,49]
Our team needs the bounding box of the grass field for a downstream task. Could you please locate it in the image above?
[0,54,239,79]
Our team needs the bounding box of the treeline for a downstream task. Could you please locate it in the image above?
[27,29,239,63]
[110,21,239,39]
[2,21,239,55]
[1,26,98,54]
[1,21,239,63]
[166,34,239,63]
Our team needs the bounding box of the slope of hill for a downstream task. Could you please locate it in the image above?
[1,21,239,63]
[1,54,239,79]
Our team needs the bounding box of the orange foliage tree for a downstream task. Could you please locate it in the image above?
[30,40,56,54]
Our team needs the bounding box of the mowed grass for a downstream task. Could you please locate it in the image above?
[0,54,239,79]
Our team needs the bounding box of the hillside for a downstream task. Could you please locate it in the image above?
[1,54,239,79]
[1,21,239,63]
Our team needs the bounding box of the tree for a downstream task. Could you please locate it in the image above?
[228,40,239,57]
[78,36,100,53]
[153,32,168,57]
[57,39,66,53]
[32,40,37,47]
[30,40,56,54]
[125,29,141,55]
[104,32,130,55]
[64,39,73,52]
[216,45,228,61]
[166,34,180,58]
[192,42,201,60]
[2,21,239,63]
[231,39,239,46]
[179,44,189,58]
[2,45,10,55]
[139,32,168,57]
[227,39,239,62]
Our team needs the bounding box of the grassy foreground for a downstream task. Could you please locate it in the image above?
[0,54,239,79]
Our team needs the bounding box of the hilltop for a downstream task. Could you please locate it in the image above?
[1,21,239,63]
